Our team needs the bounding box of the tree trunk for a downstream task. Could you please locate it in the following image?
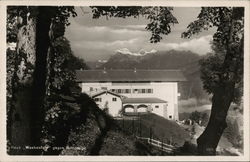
[8,7,37,155]
[197,83,235,155]
[197,8,243,155]
[8,7,54,155]
[29,7,54,154]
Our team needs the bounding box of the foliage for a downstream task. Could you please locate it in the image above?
[6,6,78,108]
[6,6,175,155]
[90,6,178,43]
[67,55,89,70]
[6,48,16,153]
[189,111,201,124]
[6,48,16,108]
[7,6,27,43]
[223,119,242,148]
[189,111,209,126]
[6,7,84,153]
[182,7,244,104]
[47,37,77,95]
[182,7,244,154]
[176,141,198,155]
[41,36,88,153]
[60,116,101,155]
[99,130,137,155]
[7,6,77,43]
[8,5,245,155]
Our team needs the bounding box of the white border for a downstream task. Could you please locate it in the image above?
[0,0,249,161]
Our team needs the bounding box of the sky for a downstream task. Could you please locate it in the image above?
[65,7,216,61]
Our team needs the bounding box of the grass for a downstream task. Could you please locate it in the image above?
[116,113,191,147]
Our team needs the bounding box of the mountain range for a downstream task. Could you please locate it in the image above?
[86,49,208,100]
[98,50,201,70]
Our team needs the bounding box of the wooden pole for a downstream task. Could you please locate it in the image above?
[139,117,141,137]
[149,127,152,144]
[132,118,135,136]
[122,118,124,131]
[161,137,164,155]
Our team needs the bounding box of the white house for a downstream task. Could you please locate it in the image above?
[76,69,186,121]
[92,91,124,116]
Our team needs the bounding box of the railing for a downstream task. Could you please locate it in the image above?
[115,117,177,153]
[136,136,176,153]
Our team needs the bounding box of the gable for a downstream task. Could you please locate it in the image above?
[92,90,123,98]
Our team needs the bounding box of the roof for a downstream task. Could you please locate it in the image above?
[92,90,124,98]
[76,69,186,82]
[122,97,167,104]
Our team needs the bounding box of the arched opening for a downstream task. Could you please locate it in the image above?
[123,104,135,113]
[137,104,148,112]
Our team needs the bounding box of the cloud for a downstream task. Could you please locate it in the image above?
[114,35,212,57]
[113,24,147,31]
[157,35,213,55]
[65,14,214,61]
[65,20,146,43]
[72,38,139,50]
[116,48,157,56]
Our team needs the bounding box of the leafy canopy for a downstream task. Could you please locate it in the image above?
[182,7,244,104]
[90,6,178,43]
[7,6,77,43]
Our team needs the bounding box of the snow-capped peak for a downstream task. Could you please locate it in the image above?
[116,48,157,56]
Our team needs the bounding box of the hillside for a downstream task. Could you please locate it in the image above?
[59,94,141,155]
[178,104,243,154]
[116,113,191,147]
[96,50,208,100]
[139,114,191,147]
[59,94,181,155]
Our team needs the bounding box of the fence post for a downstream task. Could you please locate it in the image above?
[139,117,141,137]
[137,113,139,136]
[122,118,124,131]
[149,127,152,144]
[161,137,164,155]
[132,118,135,136]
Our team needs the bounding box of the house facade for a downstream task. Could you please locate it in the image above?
[92,91,123,116]
[76,69,186,121]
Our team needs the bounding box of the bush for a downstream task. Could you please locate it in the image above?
[175,141,197,155]
[223,119,242,148]
[61,116,101,155]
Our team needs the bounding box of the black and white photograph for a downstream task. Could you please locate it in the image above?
[0,0,250,161]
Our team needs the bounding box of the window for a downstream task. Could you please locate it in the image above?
[125,89,130,93]
[112,97,117,102]
[101,87,107,90]
[94,98,102,102]
[147,89,153,93]
[169,115,172,119]
[117,89,122,93]
[133,89,138,93]
[89,87,93,91]
[142,89,146,93]
[155,105,159,108]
